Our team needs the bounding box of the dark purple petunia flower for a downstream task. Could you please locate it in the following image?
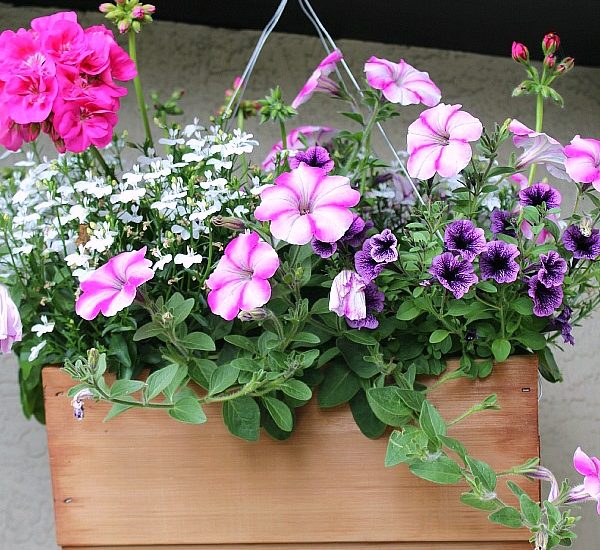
[519,182,562,209]
[546,305,574,345]
[528,275,563,317]
[355,241,386,282]
[429,252,478,299]
[444,219,486,261]
[347,282,385,330]
[341,215,373,248]
[562,224,600,260]
[538,250,567,287]
[479,240,520,284]
[369,229,398,263]
[490,209,517,238]
[311,238,337,258]
[289,145,335,173]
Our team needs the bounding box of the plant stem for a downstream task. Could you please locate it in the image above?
[527,93,544,185]
[89,145,113,179]
[128,30,153,149]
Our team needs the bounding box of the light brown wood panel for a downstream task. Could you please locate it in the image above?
[44,356,539,548]
[64,543,533,550]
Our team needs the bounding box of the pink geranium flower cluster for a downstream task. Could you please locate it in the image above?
[0,11,136,153]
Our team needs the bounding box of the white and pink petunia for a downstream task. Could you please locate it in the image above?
[509,119,569,180]
[564,135,600,190]
[75,247,154,320]
[261,125,337,171]
[406,103,483,180]
[291,49,343,109]
[573,447,600,514]
[254,163,360,245]
[364,56,441,107]
[206,232,279,321]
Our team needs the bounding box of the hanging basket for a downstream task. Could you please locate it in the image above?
[43,355,539,549]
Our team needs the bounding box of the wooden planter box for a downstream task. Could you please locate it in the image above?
[43,356,540,550]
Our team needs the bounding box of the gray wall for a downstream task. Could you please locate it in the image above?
[0,4,599,549]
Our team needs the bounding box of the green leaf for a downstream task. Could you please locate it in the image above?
[539,346,562,383]
[439,435,468,461]
[108,334,132,371]
[318,363,360,408]
[208,364,239,395]
[222,396,260,441]
[337,338,379,378]
[317,346,340,367]
[145,364,180,401]
[491,339,511,362]
[477,281,498,293]
[168,397,207,424]
[396,301,422,321]
[466,456,497,491]
[180,332,216,351]
[230,357,262,373]
[262,396,293,432]
[385,427,428,467]
[280,379,312,401]
[224,335,257,353]
[172,297,195,325]
[395,388,425,412]
[292,332,321,345]
[516,331,546,351]
[511,297,533,315]
[488,506,523,528]
[409,456,463,484]
[429,329,450,344]
[133,321,163,341]
[110,379,146,398]
[340,111,364,125]
[367,386,413,427]
[507,480,527,499]
[519,493,541,526]
[419,400,447,442]
[460,492,500,511]
[188,359,217,389]
[349,391,386,439]
[345,331,377,346]
[103,402,133,422]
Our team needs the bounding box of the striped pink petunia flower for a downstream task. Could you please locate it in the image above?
[564,135,600,190]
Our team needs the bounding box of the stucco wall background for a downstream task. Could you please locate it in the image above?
[0,3,599,549]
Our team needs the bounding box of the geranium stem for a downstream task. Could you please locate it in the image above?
[527,93,544,185]
[128,30,154,149]
[89,145,113,179]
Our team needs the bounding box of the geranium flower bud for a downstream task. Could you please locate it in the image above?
[117,19,131,33]
[511,42,529,64]
[557,57,575,74]
[98,3,115,13]
[542,32,560,55]
[132,6,145,19]
[544,54,556,69]
[142,4,156,14]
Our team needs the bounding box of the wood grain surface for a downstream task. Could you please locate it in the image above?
[43,356,539,549]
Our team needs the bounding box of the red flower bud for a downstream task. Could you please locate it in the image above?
[511,42,529,64]
[557,57,575,74]
[544,54,556,69]
[98,3,114,13]
[542,32,560,55]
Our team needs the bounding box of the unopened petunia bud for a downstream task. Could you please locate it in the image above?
[542,32,560,55]
[237,308,271,322]
[556,57,575,74]
[211,216,245,231]
[511,42,529,64]
[543,54,556,69]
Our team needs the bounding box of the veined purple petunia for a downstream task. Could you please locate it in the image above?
[75,247,154,320]
[564,135,600,190]
[509,119,569,180]
[429,252,478,299]
[407,103,483,180]
[291,49,343,109]
[346,282,385,330]
[562,224,600,260]
[444,219,486,261]
[528,275,563,317]
[355,240,386,282]
[490,209,517,238]
[538,250,567,287]
[206,232,279,321]
[479,240,520,284]
[519,182,562,209]
[369,229,398,263]
[254,163,360,245]
[289,145,335,173]
[364,56,441,107]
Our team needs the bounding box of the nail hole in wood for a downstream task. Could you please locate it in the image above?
[521,387,531,392]
[64,498,73,504]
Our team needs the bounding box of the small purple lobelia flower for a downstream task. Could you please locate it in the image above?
[444,220,486,261]
[346,283,385,330]
[538,250,567,287]
[311,239,337,258]
[490,209,517,238]
[429,252,478,299]
[289,145,335,173]
[546,305,574,345]
[369,229,398,263]
[479,241,520,284]
[562,224,600,260]
[518,182,562,209]
[528,275,563,317]
[355,240,386,282]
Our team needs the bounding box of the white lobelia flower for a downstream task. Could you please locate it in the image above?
[174,247,203,269]
[86,223,117,253]
[31,315,55,337]
[159,129,185,146]
[65,246,92,269]
[28,340,47,362]
[153,253,173,271]
[74,176,113,199]
[110,185,146,205]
